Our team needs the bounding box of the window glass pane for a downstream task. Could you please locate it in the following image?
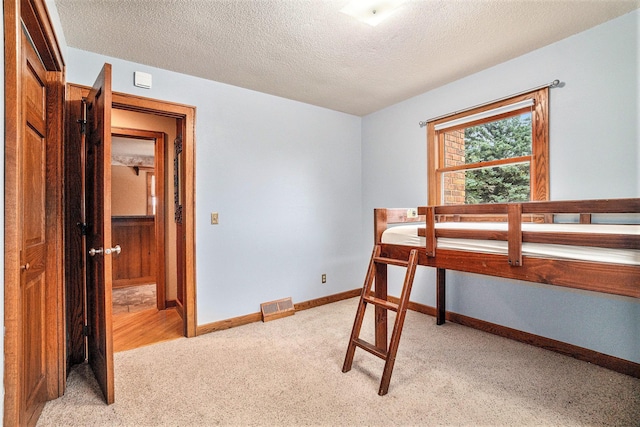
[441,162,530,205]
[443,113,532,168]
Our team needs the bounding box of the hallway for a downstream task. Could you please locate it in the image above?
[112,286,183,352]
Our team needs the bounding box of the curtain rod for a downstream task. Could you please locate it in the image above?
[418,79,561,128]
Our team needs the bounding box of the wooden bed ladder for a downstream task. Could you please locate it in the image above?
[342,245,419,396]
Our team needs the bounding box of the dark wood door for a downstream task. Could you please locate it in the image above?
[19,29,50,426]
[85,63,115,404]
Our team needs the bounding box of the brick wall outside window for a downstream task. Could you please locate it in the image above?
[443,129,466,204]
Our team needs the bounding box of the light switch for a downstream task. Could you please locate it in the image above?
[211,212,219,225]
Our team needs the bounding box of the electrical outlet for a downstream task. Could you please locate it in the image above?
[407,208,417,218]
[211,212,219,225]
[322,274,326,284]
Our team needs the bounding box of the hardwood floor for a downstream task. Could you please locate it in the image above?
[113,308,183,352]
[112,284,183,352]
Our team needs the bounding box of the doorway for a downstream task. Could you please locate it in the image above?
[109,116,182,352]
[110,128,166,314]
[64,80,197,403]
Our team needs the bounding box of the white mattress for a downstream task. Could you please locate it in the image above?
[381,223,640,266]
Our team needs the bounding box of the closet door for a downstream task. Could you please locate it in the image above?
[19,28,50,426]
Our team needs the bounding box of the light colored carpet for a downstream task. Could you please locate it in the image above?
[38,298,639,426]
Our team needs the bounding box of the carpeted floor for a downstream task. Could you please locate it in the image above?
[38,298,639,426]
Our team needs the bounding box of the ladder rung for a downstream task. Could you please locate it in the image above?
[363,295,398,312]
[353,338,388,360]
[373,256,409,267]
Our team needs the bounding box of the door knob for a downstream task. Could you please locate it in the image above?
[20,262,30,271]
[105,245,121,255]
[88,247,103,257]
[90,245,121,257]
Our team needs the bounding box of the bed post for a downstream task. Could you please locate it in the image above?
[373,209,388,351]
[425,206,436,257]
[374,208,387,245]
[436,268,446,325]
[508,204,523,267]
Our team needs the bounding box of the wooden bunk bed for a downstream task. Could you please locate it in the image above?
[343,198,639,395]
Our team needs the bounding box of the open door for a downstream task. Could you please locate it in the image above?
[85,63,115,404]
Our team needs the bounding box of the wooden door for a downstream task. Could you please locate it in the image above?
[19,29,50,426]
[84,63,115,404]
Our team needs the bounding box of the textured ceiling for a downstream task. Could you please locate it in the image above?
[54,0,640,116]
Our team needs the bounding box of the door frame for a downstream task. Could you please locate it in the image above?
[110,93,196,337]
[65,85,198,346]
[4,0,66,424]
[111,127,167,310]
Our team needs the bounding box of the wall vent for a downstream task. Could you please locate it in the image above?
[260,297,295,322]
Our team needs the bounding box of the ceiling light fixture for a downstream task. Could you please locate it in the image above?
[340,0,407,26]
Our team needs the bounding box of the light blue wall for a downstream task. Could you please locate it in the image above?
[362,10,640,363]
[65,48,365,324]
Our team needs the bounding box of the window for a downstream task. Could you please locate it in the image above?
[427,88,549,205]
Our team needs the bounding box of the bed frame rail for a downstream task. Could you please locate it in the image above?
[417,198,640,265]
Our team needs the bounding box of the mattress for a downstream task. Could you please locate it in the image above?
[381,223,640,266]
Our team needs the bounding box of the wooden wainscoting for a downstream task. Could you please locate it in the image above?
[112,216,155,288]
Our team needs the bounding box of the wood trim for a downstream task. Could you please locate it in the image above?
[388,296,436,316]
[427,121,437,206]
[196,312,263,336]
[112,92,196,118]
[531,87,549,201]
[19,0,64,71]
[387,297,640,379]
[108,90,197,338]
[446,311,640,379]
[436,155,532,174]
[181,111,197,338]
[4,1,22,422]
[427,88,549,205]
[196,289,361,336]
[294,289,361,311]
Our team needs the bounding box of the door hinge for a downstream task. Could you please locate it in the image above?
[77,222,88,236]
[77,118,87,135]
[82,325,89,337]
[78,98,88,135]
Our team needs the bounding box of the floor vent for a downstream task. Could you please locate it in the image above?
[260,297,295,322]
